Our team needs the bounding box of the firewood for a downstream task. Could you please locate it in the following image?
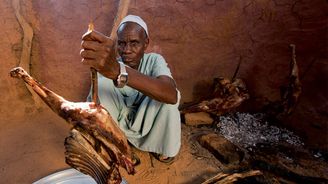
[202,170,262,184]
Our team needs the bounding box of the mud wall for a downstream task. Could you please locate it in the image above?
[0,0,327,182]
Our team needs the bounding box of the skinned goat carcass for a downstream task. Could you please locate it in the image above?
[10,67,134,184]
[181,77,250,116]
[261,44,302,118]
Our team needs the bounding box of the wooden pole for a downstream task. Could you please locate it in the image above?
[89,0,130,105]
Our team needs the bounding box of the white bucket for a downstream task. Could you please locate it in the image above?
[33,168,128,184]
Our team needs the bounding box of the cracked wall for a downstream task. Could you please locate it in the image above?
[0,0,327,150]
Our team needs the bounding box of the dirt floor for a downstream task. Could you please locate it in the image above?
[1,107,327,184]
[122,126,222,184]
[0,109,223,184]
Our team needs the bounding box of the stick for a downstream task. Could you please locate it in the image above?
[87,23,99,105]
[109,0,131,40]
[201,170,262,184]
[231,55,242,81]
[89,0,130,105]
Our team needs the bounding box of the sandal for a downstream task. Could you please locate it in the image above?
[132,153,141,166]
[151,153,175,164]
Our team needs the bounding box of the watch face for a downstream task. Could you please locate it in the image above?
[116,73,128,88]
[116,62,128,88]
[120,74,128,84]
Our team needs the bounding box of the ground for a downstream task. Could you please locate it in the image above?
[1,108,327,184]
[122,125,222,184]
[0,109,222,184]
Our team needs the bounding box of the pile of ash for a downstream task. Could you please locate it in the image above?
[215,112,304,150]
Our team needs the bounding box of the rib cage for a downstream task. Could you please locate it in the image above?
[65,128,121,184]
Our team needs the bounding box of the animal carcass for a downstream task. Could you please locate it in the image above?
[10,67,134,184]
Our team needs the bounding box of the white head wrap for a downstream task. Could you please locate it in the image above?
[118,15,149,37]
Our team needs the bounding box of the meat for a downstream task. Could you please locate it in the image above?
[181,77,250,116]
[281,44,301,114]
[10,67,134,184]
[261,44,302,118]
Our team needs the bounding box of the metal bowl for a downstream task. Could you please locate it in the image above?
[33,168,128,184]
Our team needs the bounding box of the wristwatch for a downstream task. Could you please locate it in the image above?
[114,62,128,88]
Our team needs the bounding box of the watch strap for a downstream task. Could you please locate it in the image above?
[115,62,128,88]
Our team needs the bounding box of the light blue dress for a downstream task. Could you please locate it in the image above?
[88,53,181,157]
